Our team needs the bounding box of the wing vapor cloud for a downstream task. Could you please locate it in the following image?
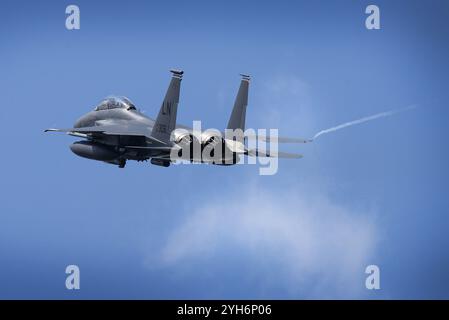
[311,105,417,141]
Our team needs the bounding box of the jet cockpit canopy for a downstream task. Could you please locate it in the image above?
[94,96,137,111]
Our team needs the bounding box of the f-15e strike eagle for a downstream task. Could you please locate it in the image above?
[46,70,305,168]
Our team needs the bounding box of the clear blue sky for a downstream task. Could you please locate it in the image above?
[0,0,448,299]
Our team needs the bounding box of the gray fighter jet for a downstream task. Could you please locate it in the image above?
[46,70,305,168]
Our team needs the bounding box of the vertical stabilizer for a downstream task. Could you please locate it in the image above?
[151,69,183,143]
[227,74,250,131]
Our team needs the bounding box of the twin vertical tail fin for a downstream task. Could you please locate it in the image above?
[152,71,249,143]
[227,74,250,131]
[151,69,183,143]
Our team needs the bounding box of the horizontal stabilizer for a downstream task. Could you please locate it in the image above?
[246,148,303,159]
[246,135,311,143]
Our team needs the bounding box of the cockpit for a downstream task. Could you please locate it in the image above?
[94,96,137,111]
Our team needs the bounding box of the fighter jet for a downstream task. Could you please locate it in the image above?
[45,70,305,168]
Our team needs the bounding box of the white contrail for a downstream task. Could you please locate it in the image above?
[312,105,416,140]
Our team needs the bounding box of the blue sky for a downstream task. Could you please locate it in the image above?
[0,0,449,299]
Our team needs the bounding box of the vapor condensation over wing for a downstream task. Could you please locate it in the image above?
[312,105,417,140]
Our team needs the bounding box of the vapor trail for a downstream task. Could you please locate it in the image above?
[312,105,416,140]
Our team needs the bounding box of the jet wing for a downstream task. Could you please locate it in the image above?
[46,124,145,136]
[45,124,167,145]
